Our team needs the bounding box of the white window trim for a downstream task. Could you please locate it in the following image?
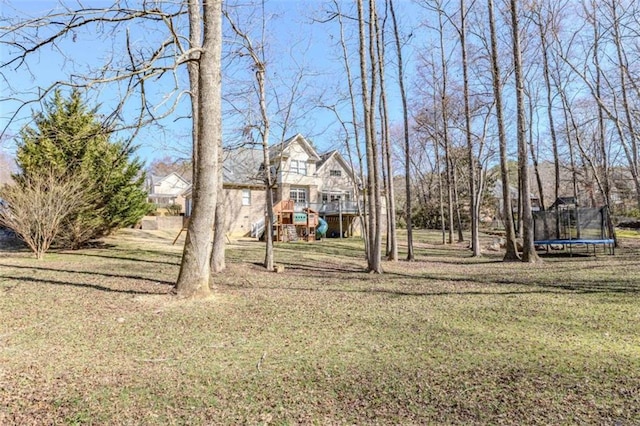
[242,189,251,206]
[290,187,307,204]
[291,160,307,175]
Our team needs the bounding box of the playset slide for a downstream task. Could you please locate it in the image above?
[316,218,328,239]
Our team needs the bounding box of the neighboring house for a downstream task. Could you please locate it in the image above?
[146,172,191,212]
[184,133,365,238]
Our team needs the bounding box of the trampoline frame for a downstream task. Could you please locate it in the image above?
[534,238,615,256]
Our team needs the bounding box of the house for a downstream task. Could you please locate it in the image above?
[184,134,364,239]
[146,172,191,213]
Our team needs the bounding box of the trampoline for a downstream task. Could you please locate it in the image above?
[532,200,615,256]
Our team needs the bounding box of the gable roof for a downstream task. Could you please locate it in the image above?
[269,133,321,162]
[149,172,191,187]
[316,150,359,183]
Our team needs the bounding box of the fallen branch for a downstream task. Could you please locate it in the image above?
[256,351,267,372]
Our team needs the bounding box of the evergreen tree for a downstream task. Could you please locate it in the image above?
[16,89,150,248]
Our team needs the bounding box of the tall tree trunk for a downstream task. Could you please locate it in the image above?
[175,0,222,297]
[510,0,540,263]
[488,0,519,261]
[460,0,480,255]
[357,0,382,273]
[534,7,560,207]
[388,0,414,260]
[591,3,616,245]
[187,0,201,185]
[436,7,454,244]
[258,65,275,271]
[375,5,397,261]
[224,4,275,271]
[334,0,369,256]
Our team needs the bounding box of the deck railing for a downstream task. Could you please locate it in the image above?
[308,201,361,215]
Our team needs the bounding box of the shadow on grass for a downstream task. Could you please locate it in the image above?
[224,261,640,296]
[381,270,640,295]
[0,274,171,295]
[61,249,181,266]
[225,276,640,297]
[278,261,364,274]
[0,263,176,286]
[221,280,577,297]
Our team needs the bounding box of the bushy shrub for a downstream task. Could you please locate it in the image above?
[165,204,182,216]
[14,90,151,248]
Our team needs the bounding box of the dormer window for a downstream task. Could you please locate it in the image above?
[330,169,342,177]
[290,160,307,175]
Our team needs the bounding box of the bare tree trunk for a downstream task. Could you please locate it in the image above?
[488,0,519,261]
[211,149,225,275]
[510,0,540,263]
[375,5,398,261]
[452,159,464,243]
[591,4,616,245]
[357,0,382,273]
[435,137,446,245]
[187,0,201,186]
[388,0,414,261]
[533,6,560,207]
[258,67,275,271]
[176,0,222,297]
[460,0,480,256]
[436,6,454,244]
[526,92,546,211]
[224,4,275,271]
[334,2,369,255]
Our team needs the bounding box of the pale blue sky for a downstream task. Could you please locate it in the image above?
[0,0,428,166]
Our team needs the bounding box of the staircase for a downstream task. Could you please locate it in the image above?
[250,218,265,238]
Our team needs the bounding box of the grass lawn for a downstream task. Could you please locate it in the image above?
[1,229,639,424]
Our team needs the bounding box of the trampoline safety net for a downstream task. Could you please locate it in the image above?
[532,207,612,242]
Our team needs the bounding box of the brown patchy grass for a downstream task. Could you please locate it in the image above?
[1,229,639,425]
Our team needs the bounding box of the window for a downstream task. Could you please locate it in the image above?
[330,169,342,177]
[290,160,307,175]
[290,188,307,204]
[322,192,350,203]
[242,189,251,206]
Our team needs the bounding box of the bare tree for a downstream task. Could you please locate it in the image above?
[374,4,398,261]
[329,0,370,257]
[175,0,223,297]
[459,0,480,256]
[435,3,456,245]
[388,0,414,260]
[487,0,519,261]
[357,0,383,273]
[531,2,561,207]
[509,0,540,263]
[0,170,92,259]
[224,4,276,271]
